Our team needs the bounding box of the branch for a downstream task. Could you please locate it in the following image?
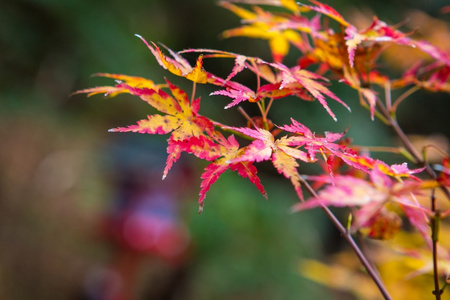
[376,98,450,200]
[430,189,442,300]
[376,96,447,299]
[299,176,393,300]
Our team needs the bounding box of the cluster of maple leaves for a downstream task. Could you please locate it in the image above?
[77,0,450,276]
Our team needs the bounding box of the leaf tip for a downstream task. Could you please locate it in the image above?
[108,128,116,132]
[198,203,204,214]
[290,204,300,214]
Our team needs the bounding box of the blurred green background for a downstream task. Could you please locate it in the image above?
[1,0,449,299]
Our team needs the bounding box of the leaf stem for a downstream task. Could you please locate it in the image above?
[256,101,269,130]
[299,176,393,300]
[264,97,274,118]
[251,60,261,91]
[384,81,392,113]
[237,106,257,129]
[191,81,197,102]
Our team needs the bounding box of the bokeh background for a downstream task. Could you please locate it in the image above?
[1,0,449,299]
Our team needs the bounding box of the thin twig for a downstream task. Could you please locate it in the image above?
[357,232,381,277]
[376,94,448,299]
[431,188,442,300]
[299,176,393,300]
[376,98,450,200]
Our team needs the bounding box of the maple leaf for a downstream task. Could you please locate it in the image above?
[169,52,265,108]
[236,118,364,182]
[219,0,305,14]
[224,126,312,200]
[180,49,311,103]
[299,233,450,299]
[302,31,385,82]
[411,40,450,67]
[220,1,304,62]
[278,118,345,163]
[199,158,266,213]
[394,62,450,93]
[135,35,208,83]
[183,49,306,104]
[256,82,301,99]
[341,67,378,120]
[181,49,284,95]
[168,131,267,212]
[205,70,262,108]
[338,151,425,180]
[437,157,450,187]
[303,0,351,28]
[279,0,302,13]
[268,11,322,39]
[392,231,450,269]
[358,206,402,240]
[344,17,410,68]
[276,119,418,182]
[109,78,213,142]
[302,34,347,71]
[269,63,351,121]
[210,88,260,109]
[293,163,430,239]
[344,17,450,68]
[73,73,163,97]
[181,49,263,84]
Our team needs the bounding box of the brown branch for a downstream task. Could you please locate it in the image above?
[299,176,393,300]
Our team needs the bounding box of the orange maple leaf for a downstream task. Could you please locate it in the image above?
[109,79,213,141]
[220,1,304,62]
[225,126,312,200]
[73,73,163,97]
[136,35,208,84]
[166,131,267,212]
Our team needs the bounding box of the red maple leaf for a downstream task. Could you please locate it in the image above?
[268,63,351,121]
[224,126,312,200]
[168,131,267,212]
[345,17,450,68]
[293,163,430,240]
[278,118,344,160]
[304,0,351,28]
